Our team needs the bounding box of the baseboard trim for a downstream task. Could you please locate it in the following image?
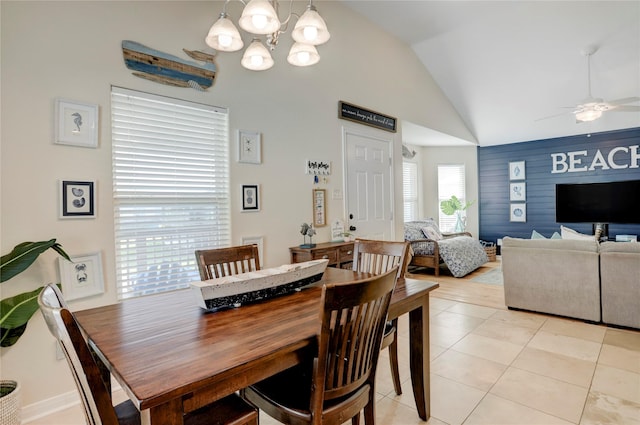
[21,390,80,424]
[21,380,122,423]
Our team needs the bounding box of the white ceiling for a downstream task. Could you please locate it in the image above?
[342,1,640,146]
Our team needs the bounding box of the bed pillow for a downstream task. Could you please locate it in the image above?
[551,232,562,239]
[560,225,595,241]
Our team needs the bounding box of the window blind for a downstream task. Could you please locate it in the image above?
[111,87,230,299]
[437,164,466,232]
[403,161,418,222]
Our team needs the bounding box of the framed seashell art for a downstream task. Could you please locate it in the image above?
[59,180,96,219]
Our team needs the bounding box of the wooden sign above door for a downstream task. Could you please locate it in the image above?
[338,101,397,133]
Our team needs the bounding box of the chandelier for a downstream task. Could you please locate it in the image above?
[205,0,330,71]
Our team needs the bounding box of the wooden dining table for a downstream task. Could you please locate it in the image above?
[74,267,438,425]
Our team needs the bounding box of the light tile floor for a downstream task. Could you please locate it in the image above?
[29,297,640,425]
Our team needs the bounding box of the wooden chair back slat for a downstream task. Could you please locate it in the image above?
[195,244,261,280]
[351,239,410,279]
[315,267,397,402]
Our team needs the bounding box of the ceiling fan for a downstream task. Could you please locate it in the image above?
[540,46,640,123]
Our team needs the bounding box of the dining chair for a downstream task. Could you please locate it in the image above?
[351,238,410,396]
[195,244,261,280]
[38,284,259,425]
[243,267,398,425]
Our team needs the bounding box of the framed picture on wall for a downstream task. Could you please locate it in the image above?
[509,182,526,201]
[313,189,326,227]
[54,98,99,148]
[509,161,525,180]
[242,184,260,212]
[59,180,96,218]
[58,252,104,300]
[510,203,526,222]
[238,130,261,164]
[241,236,264,265]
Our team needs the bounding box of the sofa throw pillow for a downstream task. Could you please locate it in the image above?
[560,225,595,241]
[422,224,443,241]
[531,230,547,239]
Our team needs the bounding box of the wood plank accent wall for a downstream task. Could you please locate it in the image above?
[478,127,640,244]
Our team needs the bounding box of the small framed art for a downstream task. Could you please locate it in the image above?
[58,252,104,300]
[509,182,526,201]
[60,180,96,218]
[509,161,525,180]
[313,189,326,227]
[241,236,264,265]
[510,203,527,222]
[242,184,260,212]
[55,98,99,148]
[238,130,261,164]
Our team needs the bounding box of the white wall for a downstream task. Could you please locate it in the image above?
[0,0,473,410]
[421,146,480,236]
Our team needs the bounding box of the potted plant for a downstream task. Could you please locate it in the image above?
[440,195,475,232]
[0,239,70,424]
[341,232,354,242]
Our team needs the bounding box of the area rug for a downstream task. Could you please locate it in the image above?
[471,267,503,285]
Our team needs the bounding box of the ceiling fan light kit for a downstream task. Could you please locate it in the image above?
[540,45,640,124]
[205,0,330,71]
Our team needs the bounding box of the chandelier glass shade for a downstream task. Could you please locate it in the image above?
[205,0,330,71]
[287,42,319,66]
[241,38,275,70]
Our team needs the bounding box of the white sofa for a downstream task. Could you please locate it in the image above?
[501,237,601,322]
[600,241,640,329]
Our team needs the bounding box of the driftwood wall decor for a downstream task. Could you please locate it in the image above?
[122,40,216,91]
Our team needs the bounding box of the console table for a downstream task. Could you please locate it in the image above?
[289,241,354,269]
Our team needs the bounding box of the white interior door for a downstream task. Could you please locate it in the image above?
[343,126,395,240]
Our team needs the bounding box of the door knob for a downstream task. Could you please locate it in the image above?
[349,225,356,231]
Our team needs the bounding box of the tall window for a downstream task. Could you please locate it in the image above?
[403,161,418,222]
[111,87,230,300]
[437,164,466,232]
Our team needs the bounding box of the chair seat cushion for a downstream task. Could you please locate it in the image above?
[114,400,140,425]
[246,362,369,421]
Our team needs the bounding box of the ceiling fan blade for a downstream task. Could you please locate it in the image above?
[535,111,572,122]
[607,97,640,106]
[608,105,640,112]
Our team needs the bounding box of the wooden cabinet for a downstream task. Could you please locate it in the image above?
[289,241,355,269]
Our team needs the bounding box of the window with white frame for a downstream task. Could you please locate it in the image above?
[111,87,230,300]
[403,161,418,222]
[437,164,466,232]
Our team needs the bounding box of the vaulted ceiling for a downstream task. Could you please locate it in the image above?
[342,1,640,146]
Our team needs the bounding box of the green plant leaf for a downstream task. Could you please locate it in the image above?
[1,324,28,348]
[1,239,70,346]
[1,239,70,283]
[440,196,462,215]
[0,286,43,347]
[440,196,475,215]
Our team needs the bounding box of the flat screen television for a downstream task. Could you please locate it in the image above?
[555,179,640,224]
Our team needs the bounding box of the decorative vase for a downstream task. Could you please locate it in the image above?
[0,380,21,425]
[454,212,465,232]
